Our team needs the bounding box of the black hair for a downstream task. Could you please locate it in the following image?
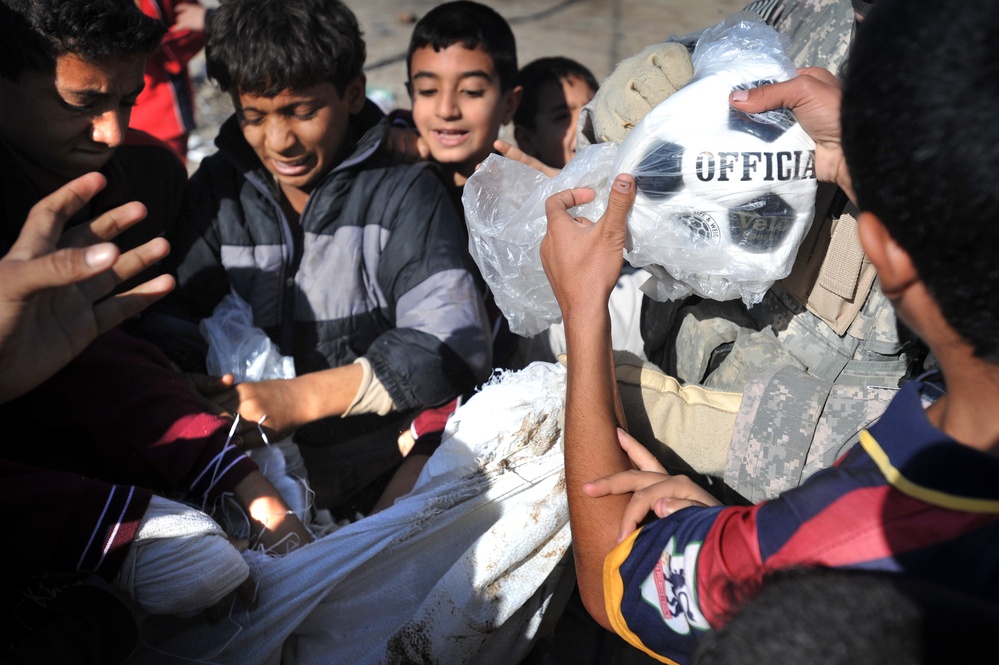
[693,567,999,665]
[406,1,518,93]
[205,0,365,97]
[0,0,164,80]
[513,56,599,130]
[841,0,999,362]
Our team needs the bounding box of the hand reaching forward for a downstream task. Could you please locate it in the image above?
[729,67,853,201]
[0,172,174,403]
[173,2,208,32]
[540,174,636,321]
[386,125,431,163]
[493,139,561,178]
[583,428,721,542]
[200,374,309,444]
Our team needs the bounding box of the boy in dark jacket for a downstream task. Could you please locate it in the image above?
[146,0,493,514]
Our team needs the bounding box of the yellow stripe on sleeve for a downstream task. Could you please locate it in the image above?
[604,528,683,665]
[859,430,999,513]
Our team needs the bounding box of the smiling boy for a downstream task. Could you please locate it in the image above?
[148,0,493,514]
[405,1,522,192]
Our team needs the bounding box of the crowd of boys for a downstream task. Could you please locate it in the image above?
[1,0,996,663]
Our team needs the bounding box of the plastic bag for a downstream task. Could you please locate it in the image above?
[200,290,311,523]
[464,141,618,337]
[464,14,817,335]
[612,12,817,304]
[201,290,296,384]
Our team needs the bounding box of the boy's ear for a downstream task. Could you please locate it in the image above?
[500,85,524,125]
[345,73,367,114]
[513,125,538,159]
[857,211,919,298]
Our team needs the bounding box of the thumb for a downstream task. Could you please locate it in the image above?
[728,79,798,114]
[600,174,636,240]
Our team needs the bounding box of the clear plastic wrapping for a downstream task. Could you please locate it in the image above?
[612,12,817,303]
[464,14,817,336]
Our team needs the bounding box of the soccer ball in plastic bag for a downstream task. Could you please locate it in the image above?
[612,15,817,304]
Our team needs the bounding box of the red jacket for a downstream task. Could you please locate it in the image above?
[129,0,206,154]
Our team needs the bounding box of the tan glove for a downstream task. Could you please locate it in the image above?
[577,41,694,148]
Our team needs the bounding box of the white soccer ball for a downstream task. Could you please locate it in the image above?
[611,49,817,304]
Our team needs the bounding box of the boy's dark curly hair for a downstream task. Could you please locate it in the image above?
[205,0,365,97]
[842,0,999,362]
[406,1,518,93]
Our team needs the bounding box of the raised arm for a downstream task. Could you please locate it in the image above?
[0,172,173,403]
[540,174,637,628]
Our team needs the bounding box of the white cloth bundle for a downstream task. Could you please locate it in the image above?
[132,362,573,664]
[116,495,250,616]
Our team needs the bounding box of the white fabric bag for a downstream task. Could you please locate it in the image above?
[133,362,573,664]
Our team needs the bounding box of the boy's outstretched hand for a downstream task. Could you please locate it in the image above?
[0,172,174,403]
[493,139,561,178]
[541,175,636,629]
[386,125,431,163]
[583,428,721,542]
[173,2,208,33]
[540,174,636,319]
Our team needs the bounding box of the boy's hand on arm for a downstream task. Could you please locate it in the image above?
[583,428,721,542]
[729,67,853,201]
[493,139,561,178]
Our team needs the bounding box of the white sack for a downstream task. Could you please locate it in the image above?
[132,362,573,665]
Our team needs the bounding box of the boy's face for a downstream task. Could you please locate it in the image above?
[515,75,596,169]
[235,76,365,206]
[0,52,146,194]
[408,44,520,186]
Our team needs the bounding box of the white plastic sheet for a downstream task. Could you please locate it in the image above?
[612,13,817,304]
